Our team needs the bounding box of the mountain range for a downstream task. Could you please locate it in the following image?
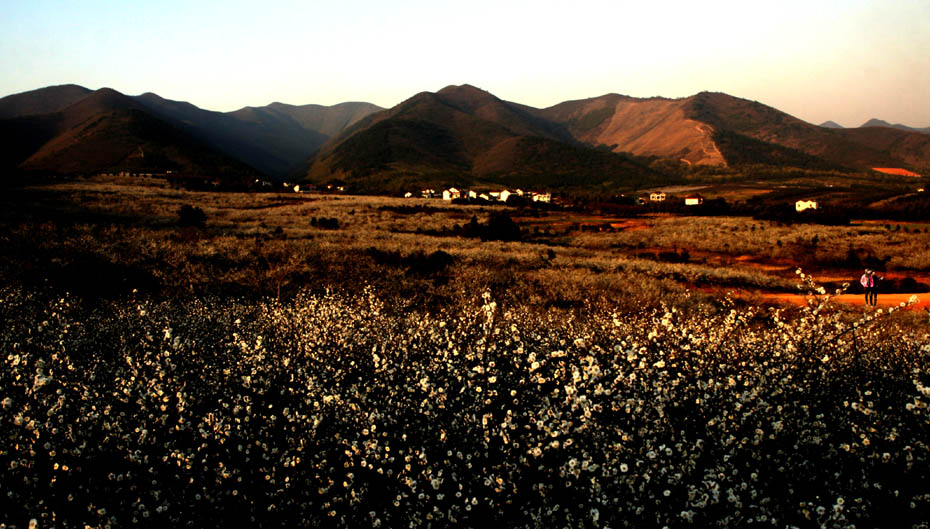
[2,83,928,189]
[0,84,381,179]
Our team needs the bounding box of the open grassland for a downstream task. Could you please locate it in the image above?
[2,176,930,528]
[4,176,929,313]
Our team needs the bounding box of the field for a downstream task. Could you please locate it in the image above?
[2,176,930,528]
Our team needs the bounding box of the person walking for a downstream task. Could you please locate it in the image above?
[860,269,882,306]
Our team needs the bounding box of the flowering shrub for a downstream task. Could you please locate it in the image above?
[1,281,928,528]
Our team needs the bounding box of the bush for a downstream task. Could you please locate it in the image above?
[310,217,340,229]
[177,204,206,228]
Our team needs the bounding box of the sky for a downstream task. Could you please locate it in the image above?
[2,0,929,127]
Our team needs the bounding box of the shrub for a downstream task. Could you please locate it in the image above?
[310,217,340,230]
[177,204,206,228]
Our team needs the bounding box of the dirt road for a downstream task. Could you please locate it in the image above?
[761,292,928,310]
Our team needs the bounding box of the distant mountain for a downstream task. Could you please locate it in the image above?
[1,88,258,178]
[243,101,383,138]
[537,91,930,172]
[0,86,383,179]
[819,121,844,129]
[303,84,660,192]
[133,92,328,178]
[860,118,930,135]
[135,93,381,176]
[4,83,928,185]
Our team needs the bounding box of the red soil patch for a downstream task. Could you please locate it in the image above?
[760,292,928,310]
[873,167,921,177]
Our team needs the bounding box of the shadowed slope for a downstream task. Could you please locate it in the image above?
[5,88,258,178]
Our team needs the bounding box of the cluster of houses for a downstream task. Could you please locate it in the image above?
[638,191,704,206]
[285,182,345,194]
[650,191,820,212]
[409,187,552,203]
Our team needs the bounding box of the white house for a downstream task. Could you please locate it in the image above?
[468,190,478,199]
[442,187,462,201]
[404,192,414,198]
[684,194,704,206]
[650,191,666,202]
[795,200,818,212]
[498,190,512,202]
[532,192,551,203]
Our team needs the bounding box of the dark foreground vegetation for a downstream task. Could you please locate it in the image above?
[2,280,929,528]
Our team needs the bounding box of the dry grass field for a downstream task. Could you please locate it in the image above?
[3,175,929,315]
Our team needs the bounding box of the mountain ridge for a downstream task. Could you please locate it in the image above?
[0,85,384,179]
[3,84,929,186]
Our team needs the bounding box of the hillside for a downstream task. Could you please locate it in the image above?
[1,88,259,178]
[0,86,383,179]
[135,94,381,177]
[134,92,330,177]
[537,94,727,166]
[303,85,659,192]
[0,84,92,119]
[536,91,930,173]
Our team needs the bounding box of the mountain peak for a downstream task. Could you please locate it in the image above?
[0,84,93,119]
[861,118,891,128]
[819,120,844,129]
[438,83,489,95]
[436,84,500,109]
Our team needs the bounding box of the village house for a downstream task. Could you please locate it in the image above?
[795,199,818,212]
[421,189,439,199]
[531,192,551,203]
[684,194,704,206]
[293,184,311,193]
[442,187,462,201]
[649,191,667,202]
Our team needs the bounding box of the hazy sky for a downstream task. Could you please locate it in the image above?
[2,0,928,127]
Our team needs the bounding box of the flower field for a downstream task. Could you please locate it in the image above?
[2,280,929,528]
